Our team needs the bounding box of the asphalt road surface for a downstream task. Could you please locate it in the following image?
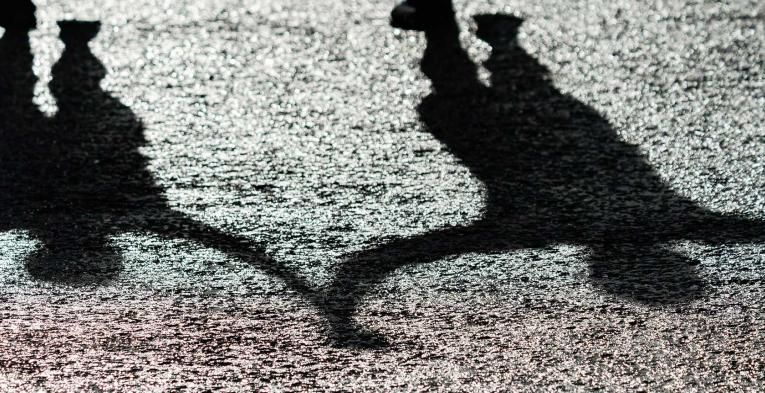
[1,0,764,390]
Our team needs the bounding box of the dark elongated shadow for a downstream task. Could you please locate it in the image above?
[0,21,313,299]
[322,6,765,347]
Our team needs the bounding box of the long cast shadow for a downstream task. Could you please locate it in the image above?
[0,21,312,297]
[322,9,765,346]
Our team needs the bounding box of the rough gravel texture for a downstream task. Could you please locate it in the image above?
[1,0,764,391]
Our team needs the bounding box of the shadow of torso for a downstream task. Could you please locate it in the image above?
[420,20,700,244]
[5,32,164,217]
[0,23,301,289]
[0,24,171,279]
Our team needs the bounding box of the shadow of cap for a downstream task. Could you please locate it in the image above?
[473,14,523,46]
[57,20,101,44]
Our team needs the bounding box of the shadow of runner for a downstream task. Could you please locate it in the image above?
[322,9,765,347]
[0,21,313,297]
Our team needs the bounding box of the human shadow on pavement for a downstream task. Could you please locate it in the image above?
[0,21,312,294]
[321,11,765,347]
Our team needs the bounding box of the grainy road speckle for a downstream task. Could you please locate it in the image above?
[1,0,764,390]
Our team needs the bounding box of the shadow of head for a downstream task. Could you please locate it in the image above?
[473,14,523,47]
[0,0,37,32]
[58,20,101,45]
[51,21,106,96]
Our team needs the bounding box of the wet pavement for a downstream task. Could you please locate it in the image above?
[1,0,764,390]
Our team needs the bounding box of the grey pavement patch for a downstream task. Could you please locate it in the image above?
[1,0,764,390]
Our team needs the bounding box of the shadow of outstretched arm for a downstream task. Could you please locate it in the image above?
[689,211,765,246]
[145,209,316,296]
[323,222,523,346]
[319,7,498,347]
